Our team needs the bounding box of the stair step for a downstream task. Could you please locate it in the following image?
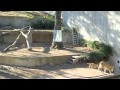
[72,56,80,58]
[71,59,79,64]
[68,60,73,64]
[68,60,77,64]
[71,59,76,61]
[72,33,78,45]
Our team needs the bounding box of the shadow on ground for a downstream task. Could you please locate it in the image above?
[0,70,24,79]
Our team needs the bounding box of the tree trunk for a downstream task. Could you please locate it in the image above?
[20,27,32,51]
[51,11,63,49]
[2,26,32,52]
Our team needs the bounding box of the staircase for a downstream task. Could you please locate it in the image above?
[72,33,79,46]
[68,55,81,64]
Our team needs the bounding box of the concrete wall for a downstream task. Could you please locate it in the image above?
[62,11,120,74]
[0,36,3,43]
[2,30,72,44]
[0,32,3,43]
[62,31,72,44]
[0,16,29,28]
[4,32,27,44]
[32,32,53,43]
[0,55,72,67]
[32,31,72,44]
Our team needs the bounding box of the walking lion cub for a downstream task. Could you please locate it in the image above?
[87,63,99,69]
[98,61,114,74]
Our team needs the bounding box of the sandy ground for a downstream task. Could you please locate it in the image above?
[0,44,114,79]
[0,63,114,79]
[0,43,94,57]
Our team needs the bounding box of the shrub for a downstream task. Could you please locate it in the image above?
[91,41,101,49]
[81,51,103,62]
[72,27,77,34]
[79,39,99,48]
[79,39,113,62]
[86,40,93,48]
[30,16,55,29]
[31,19,43,29]
[79,39,87,46]
[45,16,55,29]
[61,26,70,32]
[99,43,113,59]
[85,40,101,49]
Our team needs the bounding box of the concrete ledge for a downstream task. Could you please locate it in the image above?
[0,55,72,67]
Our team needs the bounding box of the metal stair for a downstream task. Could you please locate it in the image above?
[72,33,79,46]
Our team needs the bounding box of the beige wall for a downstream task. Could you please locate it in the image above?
[62,11,120,74]
[32,32,53,43]
[0,16,29,28]
[2,31,72,44]
[62,31,72,44]
[4,32,26,44]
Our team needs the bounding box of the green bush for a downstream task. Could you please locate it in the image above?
[79,39,87,46]
[31,19,43,29]
[30,16,55,29]
[99,43,113,58]
[91,41,101,49]
[61,26,70,32]
[45,16,55,29]
[81,51,103,62]
[86,40,93,48]
[72,27,77,34]
[79,39,100,48]
[88,51,102,61]
[79,39,113,62]
[85,40,101,49]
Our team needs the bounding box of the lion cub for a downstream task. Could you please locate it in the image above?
[98,61,114,74]
[87,63,99,69]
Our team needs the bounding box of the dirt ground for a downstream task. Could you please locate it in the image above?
[0,63,114,79]
[0,44,114,79]
[0,43,94,57]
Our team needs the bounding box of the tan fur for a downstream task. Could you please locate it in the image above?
[87,63,99,69]
[98,61,114,74]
